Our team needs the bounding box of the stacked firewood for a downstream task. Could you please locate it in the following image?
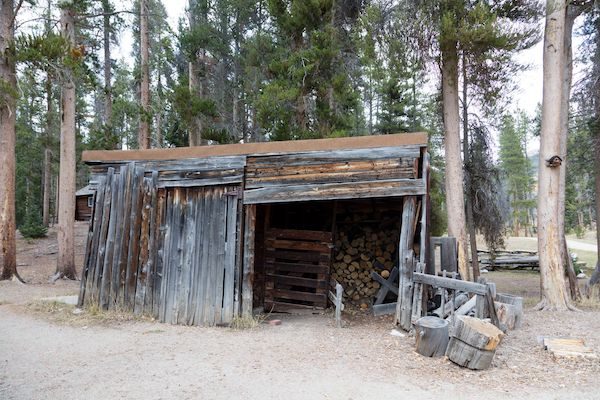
[331,226,399,308]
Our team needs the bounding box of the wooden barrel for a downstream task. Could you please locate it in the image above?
[446,315,504,370]
[415,316,449,357]
[496,293,523,328]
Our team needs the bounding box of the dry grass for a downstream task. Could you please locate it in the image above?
[578,286,600,309]
[229,314,267,330]
[26,300,155,326]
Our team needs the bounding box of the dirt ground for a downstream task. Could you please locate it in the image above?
[1,225,599,400]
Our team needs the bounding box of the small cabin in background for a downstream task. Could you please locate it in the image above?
[77,133,430,328]
[75,185,94,221]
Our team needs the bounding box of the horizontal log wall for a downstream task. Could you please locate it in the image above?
[243,146,424,204]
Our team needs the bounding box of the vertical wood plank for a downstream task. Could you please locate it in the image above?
[124,165,145,309]
[144,171,159,315]
[199,187,216,324]
[241,204,256,317]
[222,189,239,323]
[116,163,134,306]
[109,166,127,306]
[213,188,227,324]
[99,173,119,309]
[195,187,212,324]
[178,188,196,324]
[168,188,184,324]
[79,175,106,307]
[153,187,166,318]
[188,187,205,325]
[204,188,220,325]
[159,189,174,322]
[134,177,152,315]
[396,196,418,331]
[91,168,114,305]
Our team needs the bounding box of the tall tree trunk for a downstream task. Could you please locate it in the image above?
[138,0,150,149]
[43,74,52,227]
[0,0,21,281]
[55,6,77,280]
[441,40,470,281]
[558,8,580,301]
[589,135,600,287]
[536,0,572,310]
[462,54,480,282]
[156,68,163,148]
[103,0,115,148]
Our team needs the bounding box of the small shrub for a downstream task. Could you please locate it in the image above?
[19,212,47,239]
[574,225,586,239]
[229,314,264,330]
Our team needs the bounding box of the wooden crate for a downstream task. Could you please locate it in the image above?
[264,228,332,311]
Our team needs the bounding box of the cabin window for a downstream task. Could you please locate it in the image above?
[87,196,93,208]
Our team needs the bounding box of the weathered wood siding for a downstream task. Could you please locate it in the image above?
[243,146,425,204]
[79,162,241,326]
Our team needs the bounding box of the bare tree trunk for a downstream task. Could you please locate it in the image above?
[558,9,580,301]
[43,73,52,227]
[441,40,470,281]
[461,54,480,282]
[103,0,115,148]
[589,134,600,287]
[0,0,21,282]
[156,69,163,148]
[55,6,77,281]
[138,0,150,149]
[536,0,573,310]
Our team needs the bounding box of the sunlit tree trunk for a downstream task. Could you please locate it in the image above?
[537,0,573,310]
[103,0,116,148]
[441,39,470,281]
[0,0,21,281]
[138,0,150,149]
[55,5,77,280]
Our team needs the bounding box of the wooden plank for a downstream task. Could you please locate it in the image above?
[243,179,426,204]
[265,250,329,263]
[266,228,332,242]
[152,188,166,318]
[371,267,399,301]
[169,188,185,325]
[244,166,417,188]
[264,262,330,275]
[124,166,144,309]
[79,175,106,306]
[413,272,488,295]
[271,289,326,303]
[83,133,428,162]
[222,188,239,323]
[241,204,256,317]
[90,169,114,305]
[246,158,413,176]
[134,177,153,315]
[158,188,174,322]
[157,175,243,188]
[116,163,134,306]
[192,187,209,325]
[204,188,221,325]
[420,152,430,266]
[213,188,228,324]
[144,171,159,315]
[186,188,203,325]
[177,188,196,324]
[373,302,397,316]
[396,196,417,330]
[266,274,329,289]
[99,173,119,309]
[265,239,331,253]
[109,165,127,306]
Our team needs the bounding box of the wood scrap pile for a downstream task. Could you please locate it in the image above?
[478,249,539,270]
[331,225,399,309]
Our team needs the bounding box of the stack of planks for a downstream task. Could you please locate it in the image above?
[264,228,332,311]
[331,225,399,309]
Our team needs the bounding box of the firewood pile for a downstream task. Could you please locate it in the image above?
[331,216,399,309]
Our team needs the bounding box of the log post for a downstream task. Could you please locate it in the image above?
[396,196,417,330]
[446,315,504,370]
[241,204,256,317]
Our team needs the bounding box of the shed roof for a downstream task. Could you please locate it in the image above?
[76,185,94,196]
[82,132,427,163]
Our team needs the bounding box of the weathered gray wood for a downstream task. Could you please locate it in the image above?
[241,204,256,317]
[134,178,152,315]
[371,267,399,302]
[446,337,496,370]
[79,175,106,306]
[191,188,208,325]
[153,188,166,318]
[335,283,343,328]
[99,173,119,309]
[144,171,159,315]
[212,188,227,324]
[415,316,450,357]
[433,293,468,319]
[159,189,175,322]
[419,152,429,265]
[109,165,127,306]
[157,175,243,188]
[195,187,213,325]
[91,168,114,305]
[169,188,185,324]
[496,293,523,329]
[205,189,221,325]
[116,163,134,306]
[454,296,477,316]
[413,272,487,295]
[222,189,239,323]
[372,302,397,316]
[124,166,145,308]
[452,315,504,351]
[243,179,426,204]
[411,263,425,324]
[396,196,418,331]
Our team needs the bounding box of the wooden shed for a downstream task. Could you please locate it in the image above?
[78,133,430,327]
[75,185,94,221]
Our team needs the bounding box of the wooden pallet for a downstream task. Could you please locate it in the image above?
[264,228,332,311]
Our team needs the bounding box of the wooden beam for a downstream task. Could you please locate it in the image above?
[413,272,487,295]
[82,132,428,162]
[396,196,418,330]
[241,204,256,317]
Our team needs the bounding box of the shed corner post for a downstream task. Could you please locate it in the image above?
[241,204,257,317]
